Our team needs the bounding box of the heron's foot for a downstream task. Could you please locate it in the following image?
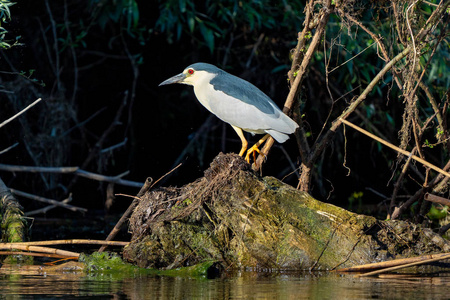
[238,142,248,157]
[245,145,266,163]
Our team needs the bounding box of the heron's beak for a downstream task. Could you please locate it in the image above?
[159,73,186,86]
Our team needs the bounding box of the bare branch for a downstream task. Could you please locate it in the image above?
[0,98,43,129]
[0,163,143,188]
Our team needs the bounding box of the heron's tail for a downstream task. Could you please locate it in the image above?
[265,130,290,143]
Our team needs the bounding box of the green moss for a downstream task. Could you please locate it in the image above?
[80,252,138,273]
[79,252,218,278]
[2,254,33,264]
[161,261,218,277]
[1,193,31,264]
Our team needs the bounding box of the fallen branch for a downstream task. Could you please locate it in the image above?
[25,197,72,216]
[0,164,143,188]
[8,239,129,246]
[0,164,78,173]
[0,239,128,259]
[10,189,86,213]
[0,244,80,258]
[337,252,450,273]
[0,251,75,259]
[75,169,141,187]
[424,193,450,206]
[354,253,450,277]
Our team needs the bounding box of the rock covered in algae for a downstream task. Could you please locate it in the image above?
[123,153,450,270]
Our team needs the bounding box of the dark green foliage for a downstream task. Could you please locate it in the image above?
[89,0,140,33]
[0,0,18,49]
[154,0,304,53]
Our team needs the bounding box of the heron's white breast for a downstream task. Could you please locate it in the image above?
[192,72,218,113]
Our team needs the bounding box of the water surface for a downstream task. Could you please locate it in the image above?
[1,266,449,299]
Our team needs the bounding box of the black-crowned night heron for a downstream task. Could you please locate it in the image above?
[159,63,298,163]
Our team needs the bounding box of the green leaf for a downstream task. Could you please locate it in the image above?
[187,13,195,33]
[271,64,289,73]
[199,23,214,53]
[179,0,186,13]
[130,0,139,29]
[385,113,394,125]
[176,22,183,40]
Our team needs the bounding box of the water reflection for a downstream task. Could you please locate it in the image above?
[0,269,449,299]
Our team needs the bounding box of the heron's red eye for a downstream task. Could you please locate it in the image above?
[188,69,194,75]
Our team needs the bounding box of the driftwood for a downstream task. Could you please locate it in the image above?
[0,244,80,258]
[337,252,450,277]
[7,239,129,247]
[0,239,129,260]
[338,252,450,273]
[354,253,450,277]
[123,153,450,271]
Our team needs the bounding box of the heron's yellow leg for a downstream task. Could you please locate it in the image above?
[245,134,270,163]
[231,126,248,157]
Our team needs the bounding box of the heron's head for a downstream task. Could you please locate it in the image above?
[159,63,221,87]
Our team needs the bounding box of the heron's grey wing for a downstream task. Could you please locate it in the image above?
[206,87,288,134]
[210,72,277,114]
[210,73,298,134]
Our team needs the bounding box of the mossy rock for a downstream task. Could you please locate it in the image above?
[124,153,450,270]
[0,178,31,264]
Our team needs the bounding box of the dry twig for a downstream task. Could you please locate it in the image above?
[340,119,450,179]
